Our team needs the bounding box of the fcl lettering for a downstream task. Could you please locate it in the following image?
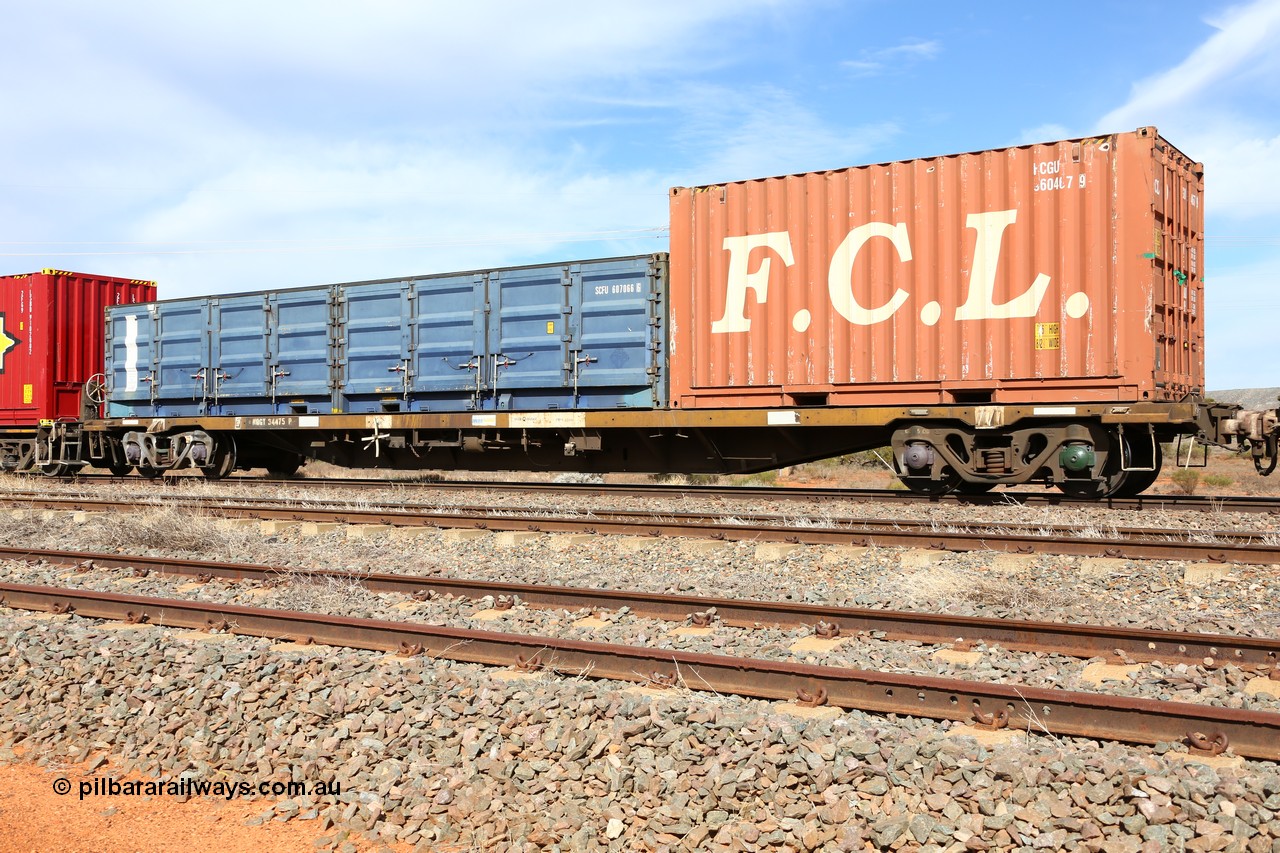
[711,209,1088,334]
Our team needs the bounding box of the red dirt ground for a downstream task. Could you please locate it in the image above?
[0,758,396,853]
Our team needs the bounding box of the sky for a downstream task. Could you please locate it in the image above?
[2,0,1278,389]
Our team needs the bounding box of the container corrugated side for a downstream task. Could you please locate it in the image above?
[667,127,1203,408]
[106,255,668,417]
[0,270,155,424]
[336,254,667,412]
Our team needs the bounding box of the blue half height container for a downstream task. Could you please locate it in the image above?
[105,254,668,417]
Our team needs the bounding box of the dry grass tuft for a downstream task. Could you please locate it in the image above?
[89,505,255,559]
[883,565,1079,615]
[649,473,721,487]
[1170,469,1201,495]
[961,574,1079,612]
[298,460,445,481]
[270,569,382,613]
[0,509,54,546]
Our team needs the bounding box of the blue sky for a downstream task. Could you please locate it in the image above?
[2,0,1278,388]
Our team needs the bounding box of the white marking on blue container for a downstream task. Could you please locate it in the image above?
[124,315,139,392]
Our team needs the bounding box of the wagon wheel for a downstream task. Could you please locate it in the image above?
[955,481,997,495]
[41,462,69,477]
[83,373,109,405]
[107,463,134,477]
[136,463,164,479]
[202,435,237,481]
[1057,432,1152,499]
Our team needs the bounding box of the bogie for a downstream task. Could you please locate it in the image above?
[891,419,1167,498]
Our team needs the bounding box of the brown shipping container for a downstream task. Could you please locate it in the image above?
[668,127,1203,408]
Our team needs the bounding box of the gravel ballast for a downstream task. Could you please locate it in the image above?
[1,479,1279,850]
[5,614,1280,852]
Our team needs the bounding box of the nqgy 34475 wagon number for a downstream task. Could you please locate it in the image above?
[1032,159,1085,192]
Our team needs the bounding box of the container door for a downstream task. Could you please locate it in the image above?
[152,300,210,416]
[1149,140,1205,398]
[269,287,335,413]
[105,307,156,416]
[208,294,270,415]
[486,264,569,409]
[409,273,486,411]
[569,256,664,408]
[338,280,412,412]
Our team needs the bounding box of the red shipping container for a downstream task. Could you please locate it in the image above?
[0,269,156,424]
[668,127,1203,408]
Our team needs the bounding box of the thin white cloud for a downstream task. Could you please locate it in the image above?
[1195,133,1280,220]
[665,84,900,183]
[1100,0,1280,130]
[4,1,778,124]
[1095,0,1280,219]
[0,1,807,295]
[841,39,940,77]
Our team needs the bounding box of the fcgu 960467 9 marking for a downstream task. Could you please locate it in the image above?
[1031,158,1087,192]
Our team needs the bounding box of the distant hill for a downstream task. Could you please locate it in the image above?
[1208,388,1280,409]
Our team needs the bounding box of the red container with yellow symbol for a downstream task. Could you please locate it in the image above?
[0,270,155,425]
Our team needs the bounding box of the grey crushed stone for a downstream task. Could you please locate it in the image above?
[1,478,1279,850]
[4,613,1280,852]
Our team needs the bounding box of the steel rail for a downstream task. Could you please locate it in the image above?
[0,490,1275,546]
[7,545,1278,668]
[2,494,1279,563]
[2,581,1278,760]
[52,472,1280,514]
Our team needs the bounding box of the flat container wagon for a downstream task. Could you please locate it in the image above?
[0,269,155,473]
[68,128,1279,494]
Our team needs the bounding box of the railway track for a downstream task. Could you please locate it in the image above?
[3,580,1278,760]
[9,545,1279,668]
[3,492,1279,564]
[49,471,1280,514]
